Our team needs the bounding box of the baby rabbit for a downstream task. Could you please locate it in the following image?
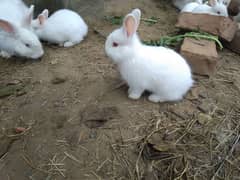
[192,0,229,16]
[32,9,88,47]
[0,0,44,59]
[105,9,193,103]
[181,0,203,13]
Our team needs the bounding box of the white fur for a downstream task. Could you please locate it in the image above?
[0,0,43,59]
[192,0,229,16]
[105,9,193,103]
[181,0,203,12]
[222,0,231,6]
[32,9,88,47]
[173,0,198,10]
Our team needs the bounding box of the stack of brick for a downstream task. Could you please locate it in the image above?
[176,12,238,76]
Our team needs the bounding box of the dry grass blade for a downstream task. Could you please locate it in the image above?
[211,134,240,180]
[135,128,164,180]
[109,143,135,179]
[64,151,81,165]
[21,154,51,175]
[91,170,102,180]
[48,154,66,177]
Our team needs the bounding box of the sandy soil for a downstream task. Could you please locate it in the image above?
[0,0,240,179]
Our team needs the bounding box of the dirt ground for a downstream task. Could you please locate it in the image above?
[0,0,240,179]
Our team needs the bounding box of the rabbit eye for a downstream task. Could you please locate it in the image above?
[217,11,221,14]
[25,43,30,48]
[112,42,119,47]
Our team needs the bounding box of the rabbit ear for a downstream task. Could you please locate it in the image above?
[42,9,49,19]
[131,8,141,27]
[123,14,138,37]
[29,5,34,21]
[22,5,34,28]
[209,0,217,6]
[38,14,46,25]
[0,19,15,33]
[222,0,230,5]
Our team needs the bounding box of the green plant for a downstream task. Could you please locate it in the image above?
[104,16,123,25]
[104,16,158,25]
[141,17,158,25]
[143,32,223,49]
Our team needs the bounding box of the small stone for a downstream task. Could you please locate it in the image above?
[187,86,202,100]
[50,59,58,65]
[51,76,67,84]
[15,127,27,133]
[0,85,25,98]
[7,80,21,85]
[198,113,212,125]
[16,90,27,97]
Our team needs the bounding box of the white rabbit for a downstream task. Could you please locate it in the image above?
[173,0,197,10]
[105,9,193,103]
[0,0,44,59]
[181,0,203,12]
[192,0,229,16]
[31,9,88,47]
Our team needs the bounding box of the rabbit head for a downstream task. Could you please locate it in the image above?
[105,9,142,64]
[0,19,44,59]
[209,0,229,16]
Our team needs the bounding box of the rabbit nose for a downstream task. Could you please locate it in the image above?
[33,51,44,60]
[32,54,43,61]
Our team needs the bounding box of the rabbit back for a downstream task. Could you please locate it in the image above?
[0,0,29,26]
[35,9,88,45]
[119,45,193,101]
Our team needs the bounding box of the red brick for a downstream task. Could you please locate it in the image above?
[180,37,219,76]
[176,12,238,42]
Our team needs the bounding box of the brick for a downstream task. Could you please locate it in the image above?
[180,37,219,76]
[176,12,238,42]
[224,28,240,54]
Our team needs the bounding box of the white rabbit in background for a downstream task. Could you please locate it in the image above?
[0,0,44,59]
[31,9,88,47]
[105,9,193,103]
[181,0,203,13]
[192,0,229,16]
[173,0,198,10]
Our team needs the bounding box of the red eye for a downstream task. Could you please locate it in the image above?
[113,42,119,47]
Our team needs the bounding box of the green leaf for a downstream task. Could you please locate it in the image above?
[143,31,223,49]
